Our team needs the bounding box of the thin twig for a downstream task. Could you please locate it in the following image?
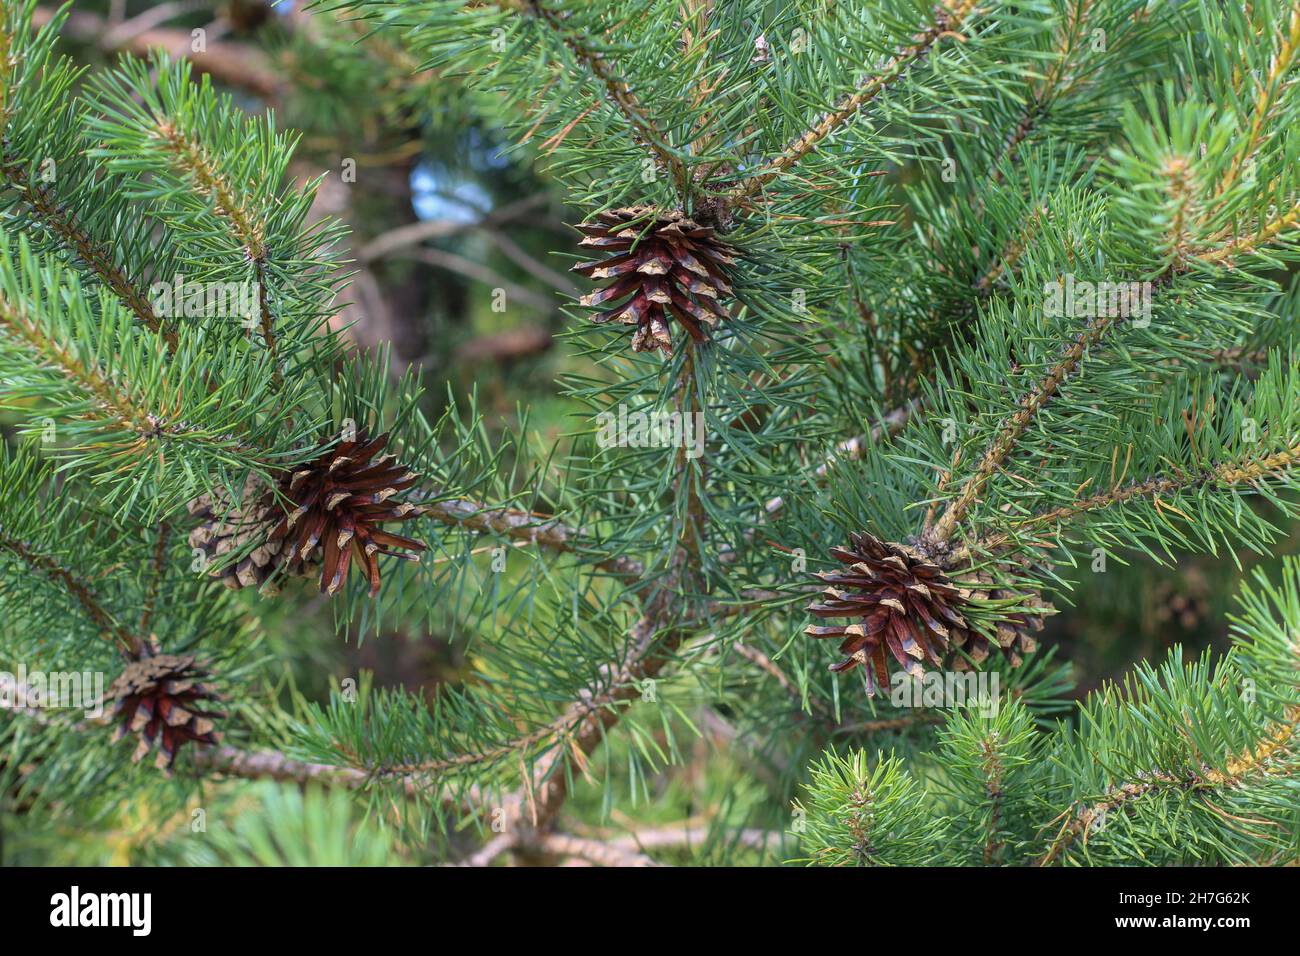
[357,193,551,263]
[530,831,662,866]
[722,0,978,204]
[404,247,558,313]
[610,825,781,853]
[101,0,209,48]
[421,496,644,578]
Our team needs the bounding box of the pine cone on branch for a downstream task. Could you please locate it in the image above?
[187,430,426,597]
[107,648,225,773]
[805,532,1046,694]
[571,206,737,354]
[188,475,293,592]
[268,430,426,596]
[951,569,1046,671]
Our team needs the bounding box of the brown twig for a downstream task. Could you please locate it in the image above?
[137,521,173,636]
[609,824,780,853]
[404,247,559,313]
[357,193,552,263]
[32,6,281,99]
[453,326,553,364]
[420,497,644,578]
[528,831,661,866]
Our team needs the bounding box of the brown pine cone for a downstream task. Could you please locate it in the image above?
[107,649,225,773]
[266,430,425,596]
[950,569,1046,671]
[571,206,737,354]
[188,474,292,592]
[186,430,425,597]
[805,531,1048,694]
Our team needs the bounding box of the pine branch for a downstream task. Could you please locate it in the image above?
[0,275,272,476]
[484,344,709,838]
[456,594,682,832]
[987,0,1098,185]
[930,183,1300,548]
[965,438,1300,555]
[0,289,162,437]
[520,0,688,196]
[0,531,136,653]
[723,0,979,205]
[1201,197,1300,264]
[0,161,177,352]
[925,280,1163,547]
[973,204,1045,294]
[150,117,281,377]
[1214,0,1300,199]
[1036,700,1300,866]
[980,737,1004,864]
[187,745,479,803]
[4,692,480,806]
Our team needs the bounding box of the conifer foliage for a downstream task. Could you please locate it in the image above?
[3,0,1300,868]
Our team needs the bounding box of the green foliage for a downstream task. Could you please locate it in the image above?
[4,0,1300,866]
[163,783,407,867]
[795,561,1300,865]
[792,750,943,866]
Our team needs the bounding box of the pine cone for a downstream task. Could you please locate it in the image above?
[267,430,426,597]
[805,532,1046,694]
[571,206,737,354]
[949,570,1046,671]
[188,475,294,592]
[107,650,225,773]
[187,430,425,597]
